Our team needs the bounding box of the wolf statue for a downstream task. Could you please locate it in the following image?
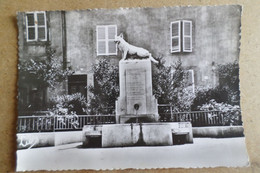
[114,33,158,63]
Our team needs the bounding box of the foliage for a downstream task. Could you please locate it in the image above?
[191,86,230,111]
[191,61,240,111]
[88,59,119,115]
[48,93,88,129]
[199,99,242,125]
[217,61,240,105]
[18,47,74,89]
[49,93,88,115]
[152,56,195,112]
[87,57,195,114]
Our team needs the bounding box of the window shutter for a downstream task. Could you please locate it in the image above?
[183,20,192,52]
[170,21,181,53]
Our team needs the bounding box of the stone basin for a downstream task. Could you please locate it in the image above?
[82,122,193,148]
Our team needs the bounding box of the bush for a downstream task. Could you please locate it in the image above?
[218,61,240,105]
[50,93,87,115]
[191,61,240,111]
[191,86,230,111]
[88,59,119,115]
[153,57,195,112]
[199,99,242,126]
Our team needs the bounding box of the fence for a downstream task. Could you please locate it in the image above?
[17,115,116,133]
[160,111,226,127]
[17,110,242,133]
[158,104,242,127]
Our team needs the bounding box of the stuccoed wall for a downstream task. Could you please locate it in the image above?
[18,11,66,107]
[66,5,241,88]
[18,5,241,92]
[18,11,64,62]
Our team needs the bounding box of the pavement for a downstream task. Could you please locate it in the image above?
[16,137,249,171]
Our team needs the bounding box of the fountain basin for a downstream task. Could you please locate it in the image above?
[82,122,193,148]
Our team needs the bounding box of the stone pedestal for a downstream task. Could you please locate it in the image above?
[115,59,159,123]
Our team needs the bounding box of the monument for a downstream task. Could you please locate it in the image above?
[115,59,159,123]
[82,34,193,147]
[114,33,159,123]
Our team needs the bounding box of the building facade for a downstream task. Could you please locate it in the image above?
[17,5,241,113]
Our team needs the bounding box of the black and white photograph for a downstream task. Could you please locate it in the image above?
[16,5,249,171]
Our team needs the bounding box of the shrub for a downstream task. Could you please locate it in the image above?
[191,86,230,111]
[218,61,240,105]
[191,61,240,111]
[88,59,119,115]
[153,57,195,112]
[217,61,240,105]
[50,93,87,115]
[48,93,88,129]
[199,99,242,125]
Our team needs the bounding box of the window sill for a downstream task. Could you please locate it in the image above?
[25,40,49,46]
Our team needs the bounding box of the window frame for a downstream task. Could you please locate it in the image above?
[96,25,117,56]
[170,21,181,53]
[25,11,47,42]
[187,69,195,93]
[170,20,193,53]
[182,20,192,52]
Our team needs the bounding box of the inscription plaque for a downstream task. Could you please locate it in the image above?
[126,69,146,114]
[115,59,159,123]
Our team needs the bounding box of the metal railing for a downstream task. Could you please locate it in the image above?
[17,115,116,133]
[158,104,242,127]
[159,111,227,127]
[17,107,242,133]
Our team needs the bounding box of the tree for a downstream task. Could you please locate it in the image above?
[191,61,240,110]
[217,60,240,105]
[18,46,74,111]
[152,57,195,112]
[88,57,194,115]
[87,59,119,114]
[19,47,73,89]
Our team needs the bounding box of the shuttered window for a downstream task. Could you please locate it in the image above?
[182,20,192,52]
[96,25,117,56]
[186,69,195,93]
[26,12,47,42]
[170,20,192,53]
[170,21,181,53]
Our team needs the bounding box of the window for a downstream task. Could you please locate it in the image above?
[26,11,47,42]
[186,70,195,93]
[96,25,117,55]
[170,20,192,53]
[68,75,87,98]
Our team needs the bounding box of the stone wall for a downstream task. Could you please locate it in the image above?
[17,131,83,149]
[193,126,244,138]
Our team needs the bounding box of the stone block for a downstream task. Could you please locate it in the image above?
[116,59,159,123]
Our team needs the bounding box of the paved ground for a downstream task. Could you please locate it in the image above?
[17,137,249,171]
